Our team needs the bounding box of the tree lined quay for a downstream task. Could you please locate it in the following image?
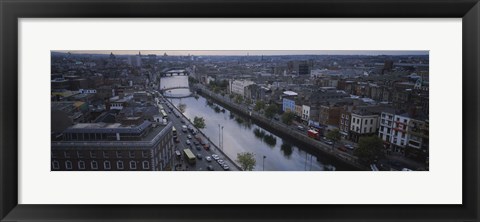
[194,84,365,170]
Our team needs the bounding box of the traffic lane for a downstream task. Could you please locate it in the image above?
[162,96,233,171]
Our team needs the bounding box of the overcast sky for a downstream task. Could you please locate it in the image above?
[54,50,428,56]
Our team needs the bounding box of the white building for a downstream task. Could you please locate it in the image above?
[302,105,310,121]
[229,79,255,97]
[349,111,379,142]
[378,111,395,143]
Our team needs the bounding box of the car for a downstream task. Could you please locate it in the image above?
[195,145,202,151]
[211,154,220,160]
[205,156,212,162]
[174,137,180,143]
[297,125,305,131]
[203,143,210,150]
[222,164,230,171]
[325,141,333,145]
[337,146,347,152]
[181,119,185,124]
[196,153,202,159]
[187,134,192,139]
[207,165,214,171]
[193,141,199,145]
[185,140,191,145]
[345,144,355,150]
[217,159,225,165]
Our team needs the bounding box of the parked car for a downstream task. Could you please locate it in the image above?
[345,144,355,150]
[185,139,191,145]
[222,164,230,171]
[205,156,212,162]
[207,165,214,171]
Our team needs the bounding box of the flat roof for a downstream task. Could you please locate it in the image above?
[283,91,298,96]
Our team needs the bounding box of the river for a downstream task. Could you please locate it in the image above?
[163,76,339,171]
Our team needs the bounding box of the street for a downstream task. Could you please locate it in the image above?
[155,92,239,171]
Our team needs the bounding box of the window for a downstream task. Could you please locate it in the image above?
[352,117,355,122]
[52,161,60,170]
[341,114,345,118]
[382,113,385,117]
[394,131,398,136]
[143,161,150,170]
[370,127,373,132]
[346,115,349,120]
[64,151,71,158]
[402,133,405,138]
[91,160,98,170]
[396,117,400,121]
[116,151,123,158]
[370,119,373,124]
[142,151,149,158]
[117,161,124,170]
[103,151,109,159]
[403,119,407,123]
[129,151,135,158]
[78,160,85,169]
[76,151,84,159]
[104,161,111,170]
[130,161,137,170]
[357,119,359,124]
[51,152,57,159]
[90,151,97,158]
[65,160,72,170]
[363,127,366,133]
[341,120,344,124]
[364,120,367,124]
[387,128,391,133]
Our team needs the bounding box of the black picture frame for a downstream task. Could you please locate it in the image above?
[1,0,479,221]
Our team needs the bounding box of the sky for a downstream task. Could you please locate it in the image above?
[53,50,428,56]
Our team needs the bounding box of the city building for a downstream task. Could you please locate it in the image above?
[229,79,255,98]
[51,120,174,171]
[339,110,351,139]
[349,109,380,142]
[390,114,411,153]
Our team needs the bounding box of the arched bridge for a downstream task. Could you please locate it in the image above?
[160,69,189,77]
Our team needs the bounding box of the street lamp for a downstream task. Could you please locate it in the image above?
[221,126,224,151]
[263,155,266,171]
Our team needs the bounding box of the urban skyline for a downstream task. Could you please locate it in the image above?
[53,50,429,56]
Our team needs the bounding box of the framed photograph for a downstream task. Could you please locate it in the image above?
[1,0,479,221]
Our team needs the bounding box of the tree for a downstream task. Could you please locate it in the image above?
[193,116,206,129]
[281,111,295,125]
[236,152,256,171]
[326,129,341,148]
[178,103,186,113]
[354,136,385,164]
[234,95,244,104]
[264,104,278,119]
[254,101,265,111]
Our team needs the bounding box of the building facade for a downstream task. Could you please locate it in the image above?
[349,111,379,142]
[51,121,174,171]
